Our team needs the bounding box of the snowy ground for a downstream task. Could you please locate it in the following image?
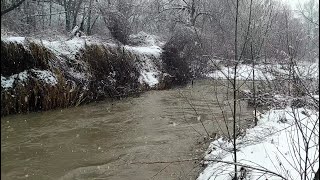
[198,107,319,180]
[206,62,319,81]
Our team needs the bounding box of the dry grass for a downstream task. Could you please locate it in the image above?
[1,41,151,116]
[1,41,51,76]
[81,44,140,100]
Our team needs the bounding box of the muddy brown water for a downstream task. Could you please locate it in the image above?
[1,79,254,180]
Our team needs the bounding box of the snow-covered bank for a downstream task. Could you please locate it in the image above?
[1,35,165,87]
[124,45,163,88]
[1,35,172,116]
[198,107,319,180]
[206,62,319,81]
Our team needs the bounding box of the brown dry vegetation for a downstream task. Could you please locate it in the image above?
[81,44,141,101]
[1,40,170,116]
[1,41,51,76]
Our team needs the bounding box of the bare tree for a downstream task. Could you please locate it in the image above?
[1,0,26,17]
[86,0,93,35]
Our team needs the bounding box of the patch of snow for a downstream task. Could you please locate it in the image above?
[136,53,162,87]
[206,64,274,80]
[1,76,15,89]
[2,37,26,44]
[139,71,159,87]
[1,69,58,90]
[125,45,162,58]
[42,38,86,58]
[125,44,162,88]
[1,71,28,89]
[295,62,319,79]
[68,70,89,81]
[70,26,80,36]
[206,62,319,81]
[198,107,319,180]
[17,71,28,81]
[129,31,164,47]
[31,69,58,85]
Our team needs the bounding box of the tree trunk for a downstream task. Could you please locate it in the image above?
[80,6,86,31]
[233,0,240,179]
[66,11,71,31]
[42,0,45,30]
[87,0,93,35]
[190,0,196,26]
[251,43,257,126]
[49,0,52,26]
[72,0,84,29]
[64,0,71,31]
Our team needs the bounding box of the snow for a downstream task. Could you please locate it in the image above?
[198,107,319,180]
[295,61,319,79]
[42,34,163,60]
[1,36,164,89]
[30,69,58,85]
[206,62,319,81]
[68,70,89,81]
[2,37,26,44]
[70,25,80,36]
[128,31,164,47]
[1,69,58,90]
[42,38,86,58]
[124,44,162,88]
[124,45,162,58]
[1,76,15,89]
[41,37,163,88]
[207,64,274,80]
[1,71,28,89]
[139,71,159,87]
[125,45,162,88]
[136,53,161,88]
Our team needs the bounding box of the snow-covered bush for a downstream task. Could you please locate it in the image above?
[128,31,163,47]
[161,24,208,83]
[198,107,319,180]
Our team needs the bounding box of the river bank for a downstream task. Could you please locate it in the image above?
[1,35,175,116]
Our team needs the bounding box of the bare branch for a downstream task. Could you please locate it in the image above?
[1,0,27,17]
[131,158,288,179]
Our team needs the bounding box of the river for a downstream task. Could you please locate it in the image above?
[1,79,254,180]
